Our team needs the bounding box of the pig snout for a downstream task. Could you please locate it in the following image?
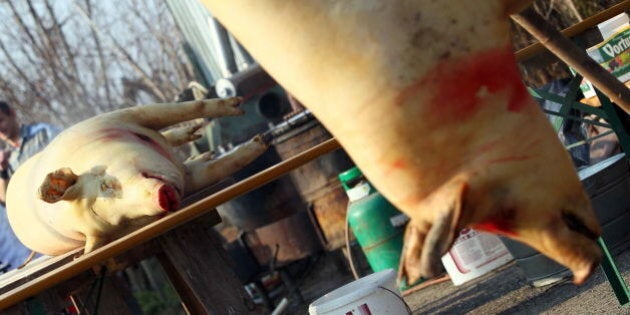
[158,184,180,212]
[141,172,181,212]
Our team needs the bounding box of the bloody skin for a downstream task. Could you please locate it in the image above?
[406,45,528,237]
[396,45,530,118]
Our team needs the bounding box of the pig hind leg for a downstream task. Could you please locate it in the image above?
[109,97,245,131]
[184,134,269,193]
[161,121,206,146]
[398,177,468,285]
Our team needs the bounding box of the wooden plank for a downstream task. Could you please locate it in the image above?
[0,251,78,295]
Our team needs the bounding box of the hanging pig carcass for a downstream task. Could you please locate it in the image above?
[201,0,602,284]
[7,97,269,255]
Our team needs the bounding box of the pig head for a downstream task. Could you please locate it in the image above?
[7,97,269,255]
[202,0,602,284]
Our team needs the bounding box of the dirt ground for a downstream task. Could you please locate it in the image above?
[289,240,630,314]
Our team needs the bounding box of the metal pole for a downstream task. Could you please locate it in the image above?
[597,238,630,306]
[208,17,238,77]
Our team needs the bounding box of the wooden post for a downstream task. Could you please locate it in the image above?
[156,212,257,314]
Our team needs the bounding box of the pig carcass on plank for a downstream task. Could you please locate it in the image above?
[201,0,602,284]
[7,97,269,256]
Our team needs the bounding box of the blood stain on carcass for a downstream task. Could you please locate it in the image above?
[395,45,530,122]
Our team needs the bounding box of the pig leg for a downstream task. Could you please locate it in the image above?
[184,134,270,193]
[17,251,37,269]
[398,176,468,285]
[84,235,108,254]
[108,97,244,131]
[161,122,206,147]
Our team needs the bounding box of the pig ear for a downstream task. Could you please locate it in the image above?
[398,179,467,285]
[38,167,81,203]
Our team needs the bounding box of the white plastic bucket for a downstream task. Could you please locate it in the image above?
[308,269,410,315]
[441,228,513,285]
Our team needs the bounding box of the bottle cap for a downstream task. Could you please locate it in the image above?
[338,166,363,190]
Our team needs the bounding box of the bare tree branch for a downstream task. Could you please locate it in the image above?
[83,0,113,107]
[0,0,195,125]
[44,0,91,104]
[73,2,168,102]
[0,36,53,111]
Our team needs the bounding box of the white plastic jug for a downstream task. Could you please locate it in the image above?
[441,228,513,285]
[308,269,410,315]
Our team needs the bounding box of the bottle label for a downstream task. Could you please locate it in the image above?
[346,182,371,202]
[390,213,410,228]
[447,228,511,274]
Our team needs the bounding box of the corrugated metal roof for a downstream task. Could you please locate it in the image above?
[165,0,254,86]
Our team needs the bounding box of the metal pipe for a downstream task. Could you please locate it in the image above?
[267,110,314,138]
[230,34,255,69]
[512,7,630,114]
[0,138,341,310]
[208,16,238,77]
[214,63,276,99]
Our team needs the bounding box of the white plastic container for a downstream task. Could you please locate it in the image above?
[598,13,630,39]
[441,228,513,285]
[308,269,410,315]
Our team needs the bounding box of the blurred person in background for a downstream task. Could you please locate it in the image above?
[0,100,61,272]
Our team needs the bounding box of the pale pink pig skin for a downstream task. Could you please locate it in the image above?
[7,98,269,256]
[201,0,602,284]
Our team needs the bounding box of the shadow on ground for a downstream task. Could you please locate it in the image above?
[405,241,630,314]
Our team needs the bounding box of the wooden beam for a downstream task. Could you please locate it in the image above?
[156,213,256,314]
[515,1,630,62]
[512,7,630,113]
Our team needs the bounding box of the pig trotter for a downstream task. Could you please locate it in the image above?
[38,168,79,203]
[398,178,467,284]
[197,97,245,117]
[186,151,215,162]
[84,235,108,254]
[161,123,206,146]
[398,220,430,285]
[112,96,245,131]
[17,251,37,269]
